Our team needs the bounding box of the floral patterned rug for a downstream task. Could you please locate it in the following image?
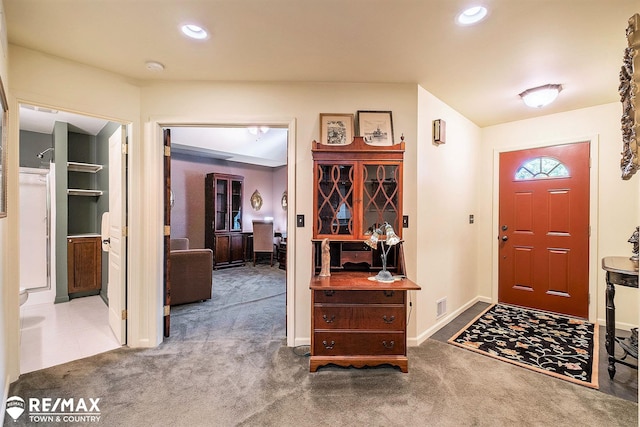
[448,304,598,389]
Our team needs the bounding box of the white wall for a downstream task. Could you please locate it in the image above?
[413,87,482,342]
[480,103,639,328]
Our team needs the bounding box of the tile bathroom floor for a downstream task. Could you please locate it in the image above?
[19,295,121,374]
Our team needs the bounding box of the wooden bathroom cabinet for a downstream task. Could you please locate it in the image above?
[67,235,102,294]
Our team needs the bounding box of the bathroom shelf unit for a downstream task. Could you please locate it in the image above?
[67,161,103,173]
[67,188,104,197]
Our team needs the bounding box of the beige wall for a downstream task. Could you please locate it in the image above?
[0,0,10,415]
[480,103,639,327]
[4,45,142,389]
[2,41,638,411]
[414,87,483,341]
[140,80,419,345]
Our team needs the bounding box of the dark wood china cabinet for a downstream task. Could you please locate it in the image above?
[309,136,420,373]
[205,173,245,268]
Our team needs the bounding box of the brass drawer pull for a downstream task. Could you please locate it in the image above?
[382,340,395,349]
[383,291,395,297]
[322,340,335,350]
[323,290,336,297]
[323,314,336,323]
[382,315,395,324]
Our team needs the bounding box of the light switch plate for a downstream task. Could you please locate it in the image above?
[403,215,409,228]
[297,214,305,227]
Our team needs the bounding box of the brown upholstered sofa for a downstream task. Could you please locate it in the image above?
[170,238,213,305]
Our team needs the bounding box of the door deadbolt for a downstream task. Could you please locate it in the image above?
[501,225,508,231]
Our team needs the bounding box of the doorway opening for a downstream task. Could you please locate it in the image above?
[163,124,290,340]
[17,103,128,373]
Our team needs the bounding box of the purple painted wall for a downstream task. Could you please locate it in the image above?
[171,152,287,248]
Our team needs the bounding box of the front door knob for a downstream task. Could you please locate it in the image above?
[501,235,508,242]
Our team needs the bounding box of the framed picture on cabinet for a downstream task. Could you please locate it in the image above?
[319,113,354,145]
[0,76,7,218]
[356,110,394,146]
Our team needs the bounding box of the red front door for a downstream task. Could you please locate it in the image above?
[498,142,590,318]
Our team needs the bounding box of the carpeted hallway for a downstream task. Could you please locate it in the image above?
[5,264,638,426]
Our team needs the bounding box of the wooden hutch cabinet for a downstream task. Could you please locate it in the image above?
[313,137,403,240]
[205,173,245,268]
[309,136,420,373]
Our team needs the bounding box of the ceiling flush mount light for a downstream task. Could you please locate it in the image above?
[145,61,165,72]
[519,84,563,108]
[180,24,208,40]
[457,6,488,25]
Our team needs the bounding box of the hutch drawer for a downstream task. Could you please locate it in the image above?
[313,332,405,356]
[313,305,405,330]
[313,289,404,304]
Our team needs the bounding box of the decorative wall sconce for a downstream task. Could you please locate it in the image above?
[363,222,401,282]
[433,119,446,145]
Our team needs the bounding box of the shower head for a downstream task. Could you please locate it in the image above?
[36,147,54,159]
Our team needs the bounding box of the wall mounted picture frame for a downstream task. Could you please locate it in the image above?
[0,76,7,218]
[356,110,394,146]
[251,189,263,211]
[319,113,354,145]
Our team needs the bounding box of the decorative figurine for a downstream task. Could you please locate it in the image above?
[319,238,331,277]
[629,226,639,263]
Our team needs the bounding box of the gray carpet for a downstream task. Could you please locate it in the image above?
[5,264,638,426]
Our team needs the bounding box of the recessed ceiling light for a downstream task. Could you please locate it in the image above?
[145,61,165,72]
[457,6,488,25]
[181,24,208,40]
[519,84,563,108]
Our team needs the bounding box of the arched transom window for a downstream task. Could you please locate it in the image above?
[514,156,569,180]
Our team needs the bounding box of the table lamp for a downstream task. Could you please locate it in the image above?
[364,222,401,282]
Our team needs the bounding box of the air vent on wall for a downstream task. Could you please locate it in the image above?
[436,297,447,318]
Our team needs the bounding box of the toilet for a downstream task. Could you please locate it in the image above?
[19,287,28,306]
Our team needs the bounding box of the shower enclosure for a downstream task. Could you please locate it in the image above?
[19,165,56,305]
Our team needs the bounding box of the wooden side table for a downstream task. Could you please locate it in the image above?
[602,256,638,379]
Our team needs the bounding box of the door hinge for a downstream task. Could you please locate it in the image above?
[164,305,170,316]
[121,309,127,320]
[122,226,128,237]
[164,145,171,157]
[122,143,128,155]
[164,225,171,236]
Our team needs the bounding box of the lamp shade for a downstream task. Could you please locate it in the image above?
[364,230,380,249]
[519,84,562,108]
[385,227,401,246]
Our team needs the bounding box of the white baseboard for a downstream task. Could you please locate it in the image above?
[294,337,310,347]
[596,317,638,331]
[409,295,492,347]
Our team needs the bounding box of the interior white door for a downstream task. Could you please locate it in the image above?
[107,125,127,344]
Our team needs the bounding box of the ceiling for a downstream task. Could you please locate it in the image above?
[5,1,637,128]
